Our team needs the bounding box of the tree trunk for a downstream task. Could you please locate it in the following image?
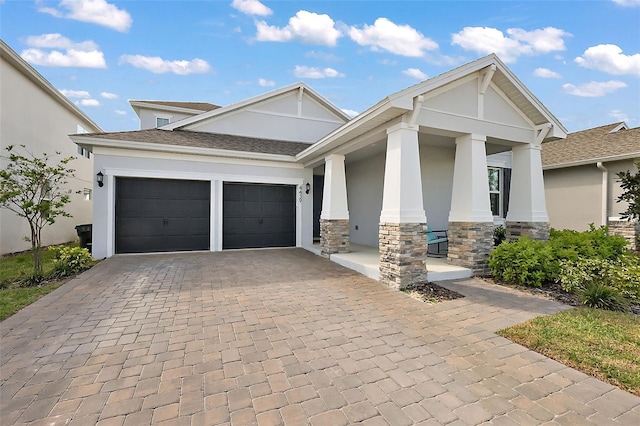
[30,222,43,279]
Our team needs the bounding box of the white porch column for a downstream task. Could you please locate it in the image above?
[447,134,494,274]
[320,154,349,256]
[506,143,550,240]
[379,123,427,289]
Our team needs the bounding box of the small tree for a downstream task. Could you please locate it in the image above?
[616,161,640,221]
[0,145,77,279]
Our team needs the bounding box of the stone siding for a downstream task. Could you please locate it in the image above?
[447,222,493,276]
[506,221,550,241]
[320,219,349,257]
[379,222,427,290]
[608,220,640,251]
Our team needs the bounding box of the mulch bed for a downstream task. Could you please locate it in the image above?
[402,281,464,303]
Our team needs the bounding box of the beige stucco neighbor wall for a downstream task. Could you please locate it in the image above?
[544,159,637,232]
[0,54,97,255]
[544,166,601,231]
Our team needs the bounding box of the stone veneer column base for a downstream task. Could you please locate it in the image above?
[320,219,349,257]
[447,222,493,276]
[506,221,550,241]
[608,220,640,251]
[379,223,427,290]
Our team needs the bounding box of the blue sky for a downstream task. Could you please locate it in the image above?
[2,0,639,132]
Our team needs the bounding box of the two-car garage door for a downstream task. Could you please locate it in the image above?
[115,178,295,254]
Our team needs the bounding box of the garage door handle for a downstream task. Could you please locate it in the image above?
[163,219,168,225]
[259,218,263,225]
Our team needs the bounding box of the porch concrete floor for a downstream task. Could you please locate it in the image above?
[306,243,472,282]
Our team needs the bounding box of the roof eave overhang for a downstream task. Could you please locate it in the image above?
[70,135,299,163]
[129,100,209,116]
[543,153,640,170]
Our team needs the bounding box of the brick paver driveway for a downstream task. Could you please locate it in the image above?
[1,249,639,425]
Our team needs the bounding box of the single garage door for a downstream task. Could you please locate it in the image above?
[223,183,295,249]
[115,177,210,254]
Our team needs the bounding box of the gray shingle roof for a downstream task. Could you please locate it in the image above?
[542,123,640,167]
[80,129,311,156]
[135,101,220,112]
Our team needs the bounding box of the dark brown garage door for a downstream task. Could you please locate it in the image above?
[115,177,210,254]
[223,183,295,249]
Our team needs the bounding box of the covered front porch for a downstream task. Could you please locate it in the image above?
[298,54,567,290]
[306,243,472,282]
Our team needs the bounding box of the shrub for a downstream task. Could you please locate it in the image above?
[488,237,555,287]
[549,224,628,262]
[580,284,629,312]
[557,255,640,302]
[493,225,506,246]
[50,245,92,277]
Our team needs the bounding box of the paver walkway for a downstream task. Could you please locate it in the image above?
[1,249,639,425]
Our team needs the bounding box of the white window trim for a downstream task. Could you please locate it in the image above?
[488,166,503,219]
[155,115,172,127]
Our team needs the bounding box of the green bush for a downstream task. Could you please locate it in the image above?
[493,225,506,246]
[580,284,629,312]
[488,237,554,287]
[549,224,628,262]
[559,255,640,302]
[50,245,92,277]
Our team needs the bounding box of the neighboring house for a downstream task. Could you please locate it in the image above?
[0,40,103,255]
[542,122,640,249]
[72,54,566,288]
[129,100,220,129]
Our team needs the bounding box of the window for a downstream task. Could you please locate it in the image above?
[84,188,92,201]
[76,145,90,159]
[488,167,501,217]
[156,117,170,127]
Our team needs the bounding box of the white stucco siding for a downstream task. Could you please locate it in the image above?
[346,153,385,247]
[91,151,313,259]
[187,110,342,143]
[138,109,196,130]
[423,79,479,118]
[1,55,96,255]
[484,86,531,129]
[421,145,456,231]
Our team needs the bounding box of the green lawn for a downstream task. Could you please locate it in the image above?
[499,308,640,396]
[0,243,81,321]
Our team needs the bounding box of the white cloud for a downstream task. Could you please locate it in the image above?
[612,0,640,7]
[562,80,627,97]
[575,44,640,76]
[115,110,127,115]
[231,0,272,16]
[258,78,275,87]
[533,67,561,78]
[256,10,342,47]
[349,18,438,57]
[21,33,107,68]
[402,68,428,80]
[21,47,106,68]
[119,55,211,75]
[609,109,630,122]
[452,26,570,63]
[341,108,359,117]
[305,51,341,62]
[293,65,344,79]
[60,89,91,98]
[100,92,118,99]
[37,0,132,32]
[78,99,100,106]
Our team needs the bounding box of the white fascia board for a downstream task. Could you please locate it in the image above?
[296,99,398,163]
[71,135,299,163]
[543,153,640,170]
[0,40,103,133]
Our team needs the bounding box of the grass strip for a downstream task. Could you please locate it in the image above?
[499,307,640,396]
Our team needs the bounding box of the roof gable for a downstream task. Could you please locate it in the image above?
[163,83,350,143]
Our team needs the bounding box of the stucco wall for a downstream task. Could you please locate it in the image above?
[345,144,455,248]
[544,165,602,231]
[1,55,96,255]
[138,108,196,130]
[607,159,636,219]
[92,151,313,259]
